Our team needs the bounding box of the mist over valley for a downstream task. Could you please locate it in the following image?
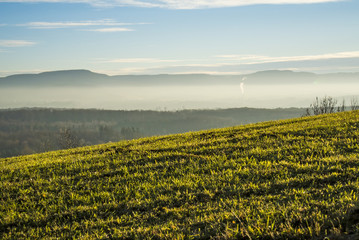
[1,69,358,110]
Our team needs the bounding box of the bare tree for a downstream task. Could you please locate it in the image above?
[303,108,311,117]
[305,96,338,116]
[350,97,359,111]
[58,128,80,149]
[337,99,346,113]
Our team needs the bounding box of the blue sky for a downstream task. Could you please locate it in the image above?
[0,0,358,76]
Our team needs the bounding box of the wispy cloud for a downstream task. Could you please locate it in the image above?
[96,51,359,67]
[216,51,359,64]
[85,27,134,32]
[100,51,359,75]
[0,0,344,9]
[130,0,344,9]
[101,58,180,63]
[18,19,149,29]
[0,40,36,47]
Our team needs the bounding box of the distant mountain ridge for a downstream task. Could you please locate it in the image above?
[1,69,358,88]
[0,70,109,87]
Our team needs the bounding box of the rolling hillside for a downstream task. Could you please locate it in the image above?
[1,111,359,239]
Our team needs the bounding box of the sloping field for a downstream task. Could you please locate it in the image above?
[1,111,359,239]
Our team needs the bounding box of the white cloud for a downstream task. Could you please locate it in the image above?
[101,58,180,63]
[86,27,134,32]
[101,51,359,74]
[18,19,148,29]
[216,51,359,64]
[133,0,343,9]
[96,51,359,71]
[0,0,344,9]
[0,40,36,47]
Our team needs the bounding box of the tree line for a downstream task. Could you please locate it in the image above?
[304,96,359,116]
[0,108,304,158]
[0,101,358,158]
[0,102,358,158]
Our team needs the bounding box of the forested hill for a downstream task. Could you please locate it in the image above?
[0,107,303,158]
[1,111,359,239]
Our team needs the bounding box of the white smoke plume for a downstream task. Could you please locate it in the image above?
[240,77,247,95]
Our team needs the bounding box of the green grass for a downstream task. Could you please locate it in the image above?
[1,111,359,239]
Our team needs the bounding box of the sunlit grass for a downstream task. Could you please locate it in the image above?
[1,111,359,239]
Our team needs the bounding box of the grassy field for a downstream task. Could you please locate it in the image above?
[1,111,359,239]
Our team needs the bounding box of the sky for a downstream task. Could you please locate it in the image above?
[0,0,359,77]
